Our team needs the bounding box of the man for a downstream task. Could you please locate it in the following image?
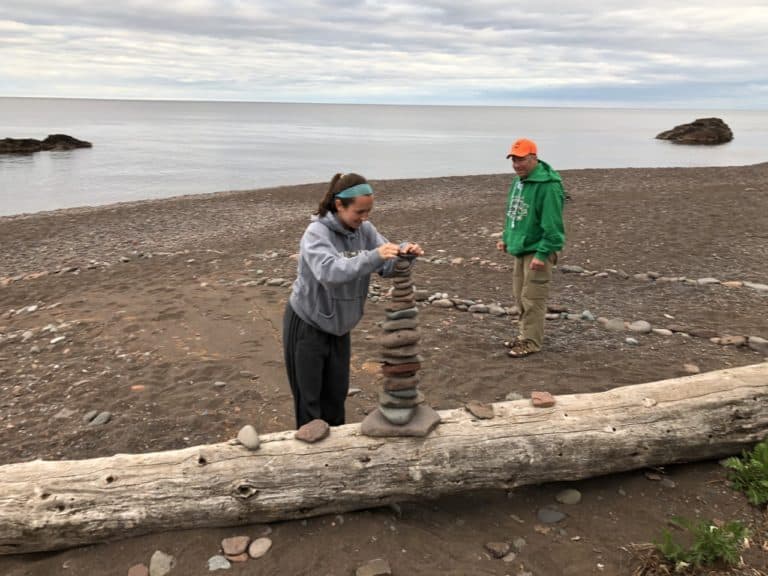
[496,138,565,358]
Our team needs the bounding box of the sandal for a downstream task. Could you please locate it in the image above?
[503,336,522,349]
[507,340,539,358]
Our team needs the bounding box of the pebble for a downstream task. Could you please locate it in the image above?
[484,541,510,558]
[559,265,585,273]
[580,310,595,321]
[602,318,625,332]
[628,320,652,333]
[555,488,582,505]
[207,556,231,571]
[221,536,250,556]
[697,277,720,285]
[748,336,768,354]
[531,390,555,408]
[505,392,524,401]
[625,337,639,345]
[149,551,175,576]
[537,506,567,524]
[248,537,272,559]
[356,558,392,576]
[512,537,527,551]
[488,305,506,316]
[431,298,454,308]
[213,381,227,387]
[128,564,149,576]
[237,425,260,450]
[683,363,701,374]
[88,411,112,426]
[651,328,673,336]
[744,281,768,292]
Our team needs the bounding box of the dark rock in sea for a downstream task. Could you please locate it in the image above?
[0,134,92,154]
[655,118,733,145]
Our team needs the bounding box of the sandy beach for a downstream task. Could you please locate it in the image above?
[1,164,767,575]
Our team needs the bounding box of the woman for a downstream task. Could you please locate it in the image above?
[284,172,423,429]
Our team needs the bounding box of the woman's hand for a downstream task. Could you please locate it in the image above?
[399,242,425,257]
[377,242,402,260]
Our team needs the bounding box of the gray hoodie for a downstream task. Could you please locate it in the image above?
[289,212,398,336]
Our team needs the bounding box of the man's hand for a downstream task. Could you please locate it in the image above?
[496,240,507,252]
[529,257,546,271]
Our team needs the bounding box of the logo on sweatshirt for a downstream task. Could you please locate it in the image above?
[342,250,360,258]
[507,181,528,228]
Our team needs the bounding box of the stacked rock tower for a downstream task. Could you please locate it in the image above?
[361,254,440,437]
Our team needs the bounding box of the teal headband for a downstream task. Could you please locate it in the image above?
[335,183,373,199]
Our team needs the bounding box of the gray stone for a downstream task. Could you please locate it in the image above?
[537,506,567,524]
[488,305,506,316]
[83,410,99,424]
[237,425,260,450]
[512,537,527,551]
[377,405,415,425]
[381,318,419,331]
[505,392,524,401]
[559,265,585,274]
[361,405,440,437]
[149,550,176,576]
[628,320,652,333]
[387,388,418,398]
[386,307,418,320]
[697,277,721,285]
[380,329,421,348]
[379,389,424,408]
[54,408,76,419]
[381,374,421,391]
[748,336,768,354]
[208,555,231,571]
[652,328,673,336]
[431,298,455,308]
[744,281,768,292]
[580,310,595,321]
[625,337,639,346]
[468,304,489,313]
[248,537,272,559]
[88,411,111,426]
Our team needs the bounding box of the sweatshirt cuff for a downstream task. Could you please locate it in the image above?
[534,251,550,263]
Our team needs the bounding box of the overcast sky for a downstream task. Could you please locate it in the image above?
[1,1,766,108]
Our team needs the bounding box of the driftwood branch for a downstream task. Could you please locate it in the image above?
[1,363,766,555]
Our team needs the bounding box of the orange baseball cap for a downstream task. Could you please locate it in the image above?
[506,138,538,158]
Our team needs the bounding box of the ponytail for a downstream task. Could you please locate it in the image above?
[315,172,369,216]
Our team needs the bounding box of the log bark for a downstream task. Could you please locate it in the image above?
[1,363,767,555]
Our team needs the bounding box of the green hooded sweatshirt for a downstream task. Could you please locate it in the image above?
[502,159,566,261]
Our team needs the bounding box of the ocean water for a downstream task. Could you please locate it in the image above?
[1,98,766,217]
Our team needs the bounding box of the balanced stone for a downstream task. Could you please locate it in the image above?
[379,390,424,409]
[386,307,418,320]
[392,287,415,299]
[381,362,421,375]
[378,405,415,425]
[380,329,420,348]
[386,300,417,312]
[388,388,419,398]
[381,374,421,390]
[392,278,413,288]
[377,354,423,364]
[382,318,419,331]
[381,344,420,358]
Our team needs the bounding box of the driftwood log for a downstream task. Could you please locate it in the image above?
[1,363,766,555]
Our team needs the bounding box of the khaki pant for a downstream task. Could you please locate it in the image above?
[512,253,556,350]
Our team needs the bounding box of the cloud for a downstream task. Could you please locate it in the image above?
[0,0,766,107]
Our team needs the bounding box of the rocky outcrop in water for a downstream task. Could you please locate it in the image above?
[0,134,92,154]
[655,118,733,145]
